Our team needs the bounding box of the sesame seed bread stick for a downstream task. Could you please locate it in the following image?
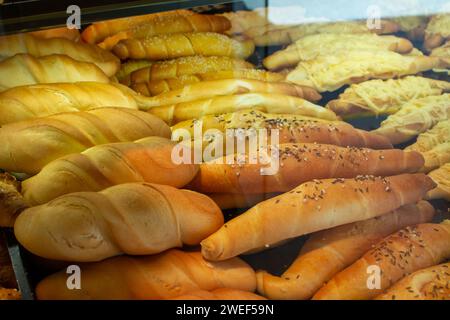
[188,143,424,194]
[313,220,450,300]
[200,173,436,261]
[257,201,435,300]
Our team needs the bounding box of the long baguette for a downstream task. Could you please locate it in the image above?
[313,221,450,300]
[171,288,266,300]
[0,34,119,76]
[148,93,337,125]
[125,56,254,84]
[0,108,170,174]
[375,262,450,300]
[22,136,199,205]
[171,110,392,150]
[14,183,224,262]
[201,173,436,261]
[36,250,255,300]
[256,201,435,300]
[0,54,109,91]
[140,79,321,109]
[113,32,254,60]
[0,82,139,125]
[188,144,424,194]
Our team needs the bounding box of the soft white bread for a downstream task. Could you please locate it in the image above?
[256,201,435,300]
[171,288,267,300]
[313,221,450,300]
[426,163,450,201]
[148,93,337,125]
[0,82,139,125]
[141,79,321,109]
[286,51,440,92]
[113,32,255,60]
[374,94,450,145]
[376,262,450,300]
[14,183,224,262]
[21,136,199,205]
[0,54,110,91]
[0,108,170,174]
[327,76,450,118]
[36,249,255,300]
[0,173,28,227]
[124,56,254,84]
[263,33,413,70]
[188,143,424,194]
[0,33,120,76]
[201,173,436,261]
[171,110,393,150]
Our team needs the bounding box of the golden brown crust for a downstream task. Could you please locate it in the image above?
[171,288,267,300]
[208,193,280,210]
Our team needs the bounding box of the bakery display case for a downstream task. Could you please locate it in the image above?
[0,0,449,301]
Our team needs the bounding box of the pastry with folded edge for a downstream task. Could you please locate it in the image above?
[327,76,450,118]
[257,201,435,300]
[373,94,450,145]
[376,262,450,300]
[263,33,413,70]
[426,162,450,201]
[201,173,436,261]
[313,220,450,300]
[35,250,256,300]
[424,13,450,51]
[286,50,440,92]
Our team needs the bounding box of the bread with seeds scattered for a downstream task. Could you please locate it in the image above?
[201,173,436,261]
[313,220,450,300]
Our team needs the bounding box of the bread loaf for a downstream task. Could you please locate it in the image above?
[0,108,170,174]
[140,79,321,109]
[116,60,153,82]
[263,33,413,70]
[0,34,120,76]
[113,32,255,60]
[327,76,450,118]
[172,288,266,300]
[148,93,337,125]
[188,144,424,194]
[29,27,80,41]
[426,163,450,201]
[171,110,393,150]
[313,221,450,300]
[201,173,436,261]
[256,201,435,300]
[36,250,256,299]
[22,136,199,205]
[0,54,110,91]
[376,262,450,300]
[0,82,140,125]
[15,183,224,262]
[125,56,254,84]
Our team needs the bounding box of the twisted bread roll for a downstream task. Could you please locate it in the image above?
[171,110,393,150]
[327,76,450,118]
[141,79,321,109]
[376,262,450,300]
[218,10,268,35]
[0,54,109,91]
[0,34,119,76]
[149,93,337,125]
[263,33,413,70]
[113,32,255,60]
[0,82,140,125]
[81,9,193,44]
[313,221,450,300]
[15,183,224,262]
[125,56,254,84]
[201,174,436,261]
[426,163,450,201]
[29,27,80,41]
[424,14,450,51]
[0,108,170,174]
[286,51,440,92]
[172,288,266,300]
[116,60,153,82]
[188,144,424,194]
[36,250,255,300]
[0,174,27,227]
[22,136,199,205]
[374,94,450,145]
[256,201,435,300]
